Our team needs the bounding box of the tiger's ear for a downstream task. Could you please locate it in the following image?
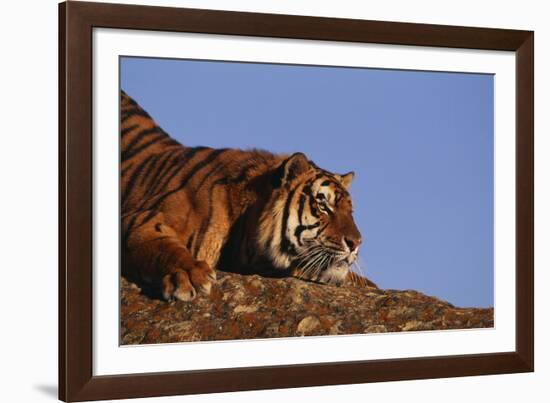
[280,152,312,186]
[337,171,355,190]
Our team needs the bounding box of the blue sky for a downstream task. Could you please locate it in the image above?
[121,57,494,308]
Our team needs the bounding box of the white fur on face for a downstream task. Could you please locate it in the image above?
[318,264,349,285]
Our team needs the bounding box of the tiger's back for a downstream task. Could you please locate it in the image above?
[120,90,187,212]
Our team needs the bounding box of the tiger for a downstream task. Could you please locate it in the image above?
[121,90,376,302]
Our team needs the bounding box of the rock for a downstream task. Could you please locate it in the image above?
[364,324,388,333]
[401,320,426,331]
[120,271,494,344]
[297,316,321,335]
[233,304,258,314]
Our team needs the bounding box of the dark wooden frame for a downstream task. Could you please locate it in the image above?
[59,1,534,401]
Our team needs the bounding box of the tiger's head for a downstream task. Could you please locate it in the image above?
[258,152,362,285]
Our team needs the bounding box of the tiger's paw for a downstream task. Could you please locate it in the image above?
[161,261,217,302]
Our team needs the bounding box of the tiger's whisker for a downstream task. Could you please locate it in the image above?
[294,249,324,278]
[353,261,367,286]
[301,252,327,279]
[314,256,328,281]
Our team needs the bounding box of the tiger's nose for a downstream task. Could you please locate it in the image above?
[344,236,361,252]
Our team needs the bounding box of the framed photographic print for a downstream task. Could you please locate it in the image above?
[59,1,534,401]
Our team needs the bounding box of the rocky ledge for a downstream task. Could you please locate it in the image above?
[121,271,493,344]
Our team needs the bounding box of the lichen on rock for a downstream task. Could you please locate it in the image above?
[120,271,494,345]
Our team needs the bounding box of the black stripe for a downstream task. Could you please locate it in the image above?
[121,131,168,163]
[295,193,306,247]
[226,187,235,221]
[317,222,329,235]
[121,108,152,123]
[122,211,148,244]
[193,173,232,255]
[324,205,335,217]
[280,187,298,255]
[121,91,137,106]
[186,232,195,251]
[121,162,134,179]
[121,127,160,156]
[224,162,256,184]
[121,100,139,112]
[122,215,139,245]
[143,148,229,219]
[193,160,227,193]
[139,154,163,186]
[188,157,250,256]
[194,219,210,257]
[294,222,320,243]
[196,160,259,234]
[121,123,139,138]
[297,194,306,226]
[140,149,180,192]
[315,171,336,181]
[201,158,257,189]
[144,147,208,199]
[121,154,156,208]
[302,180,314,196]
[143,149,186,198]
[308,191,319,218]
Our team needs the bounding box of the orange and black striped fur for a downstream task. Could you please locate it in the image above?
[121,90,376,301]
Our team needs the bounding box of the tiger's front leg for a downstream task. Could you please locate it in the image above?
[123,211,216,301]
